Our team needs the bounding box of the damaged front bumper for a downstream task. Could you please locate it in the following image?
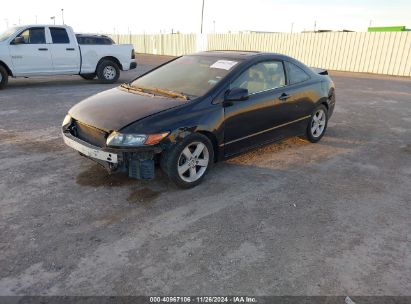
[62,131,162,180]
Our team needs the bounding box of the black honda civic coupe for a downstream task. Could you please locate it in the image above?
[62,51,336,188]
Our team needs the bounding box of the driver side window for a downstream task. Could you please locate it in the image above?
[230,61,286,95]
[17,27,46,44]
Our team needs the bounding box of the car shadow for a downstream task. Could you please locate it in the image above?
[4,65,154,90]
[6,77,125,90]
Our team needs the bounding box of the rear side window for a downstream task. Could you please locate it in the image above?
[17,27,46,44]
[50,28,70,44]
[76,36,114,45]
[285,61,310,85]
[102,37,114,44]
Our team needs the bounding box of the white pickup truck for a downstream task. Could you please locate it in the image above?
[0,25,136,89]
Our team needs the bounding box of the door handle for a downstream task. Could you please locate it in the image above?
[279,93,291,101]
[38,48,48,51]
[66,48,75,51]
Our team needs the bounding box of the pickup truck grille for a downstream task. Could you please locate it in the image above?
[72,120,108,148]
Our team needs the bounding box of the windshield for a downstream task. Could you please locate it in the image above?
[131,55,242,98]
[0,27,21,42]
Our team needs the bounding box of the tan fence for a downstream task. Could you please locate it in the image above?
[111,32,411,76]
[113,34,197,57]
[208,32,411,76]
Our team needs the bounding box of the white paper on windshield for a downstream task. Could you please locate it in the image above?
[210,60,238,70]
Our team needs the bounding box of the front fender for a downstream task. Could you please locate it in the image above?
[120,98,225,152]
[0,43,14,76]
[0,60,13,76]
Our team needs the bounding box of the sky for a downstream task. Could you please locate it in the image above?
[1,0,410,34]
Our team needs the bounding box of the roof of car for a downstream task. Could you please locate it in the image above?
[195,50,291,61]
[196,50,260,59]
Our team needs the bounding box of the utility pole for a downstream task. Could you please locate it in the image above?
[61,9,65,25]
[50,16,55,25]
[314,20,317,32]
[200,0,205,34]
[35,15,37,24]
[291,22,294,33]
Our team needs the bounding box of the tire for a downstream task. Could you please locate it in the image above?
[306,104,328,143]
[160,133,214,189]
[80,73,96,80]
[0,65,9,90]
[96,60,120,83]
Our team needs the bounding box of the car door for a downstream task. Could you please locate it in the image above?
[48,27,80,74]
[8,27,53,75]
[223,60,295,156]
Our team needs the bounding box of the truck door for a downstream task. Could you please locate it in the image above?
[8,27,53,75]
[48,27,80,74]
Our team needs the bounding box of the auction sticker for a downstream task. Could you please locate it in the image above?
[210,60,238,70]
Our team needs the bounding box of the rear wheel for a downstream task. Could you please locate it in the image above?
[161,133,214,188]
[0,65,9,90]
[306,105,328,143]
[80,73,96,80]
[96,60,120,83]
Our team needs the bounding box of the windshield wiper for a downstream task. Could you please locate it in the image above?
[120,83,155,96]
[120,84,189,100]
[145,87,190,100]
[120,83,145,93]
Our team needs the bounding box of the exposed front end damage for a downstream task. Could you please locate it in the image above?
[62,120,162,180]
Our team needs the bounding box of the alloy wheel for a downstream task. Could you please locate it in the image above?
[177,142,209,183]
[311,109,326,138]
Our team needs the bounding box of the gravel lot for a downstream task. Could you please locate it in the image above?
[0,54,410,296]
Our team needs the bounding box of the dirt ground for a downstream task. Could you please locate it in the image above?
[0,54,410,296]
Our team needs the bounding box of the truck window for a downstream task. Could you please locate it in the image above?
[50,28,70,44]
[76,35,114,45]
[17,27,46,44]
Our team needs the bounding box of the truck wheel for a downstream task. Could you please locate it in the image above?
[96,60,120,83]
[80,73,96,80]
[0,65,9,90]
[160,133,214,189]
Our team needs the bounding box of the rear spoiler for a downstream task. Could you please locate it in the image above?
[311,67,328,75]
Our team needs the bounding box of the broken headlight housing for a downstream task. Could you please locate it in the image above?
[106,131,169,147]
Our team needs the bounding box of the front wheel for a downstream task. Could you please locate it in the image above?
[161,133,214,188]
[306,105,328,143]
[96,60,120,83]
[0,65,9,90]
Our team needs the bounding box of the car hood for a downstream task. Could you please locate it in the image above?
[68,87,189,131]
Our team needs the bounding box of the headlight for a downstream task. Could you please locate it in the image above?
[106,131,169,147]
[62,114,72,127]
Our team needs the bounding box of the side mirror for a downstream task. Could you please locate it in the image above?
[11,36,24,45]
[224,87,249,102]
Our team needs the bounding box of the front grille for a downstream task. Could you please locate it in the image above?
[71,120,107,147]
